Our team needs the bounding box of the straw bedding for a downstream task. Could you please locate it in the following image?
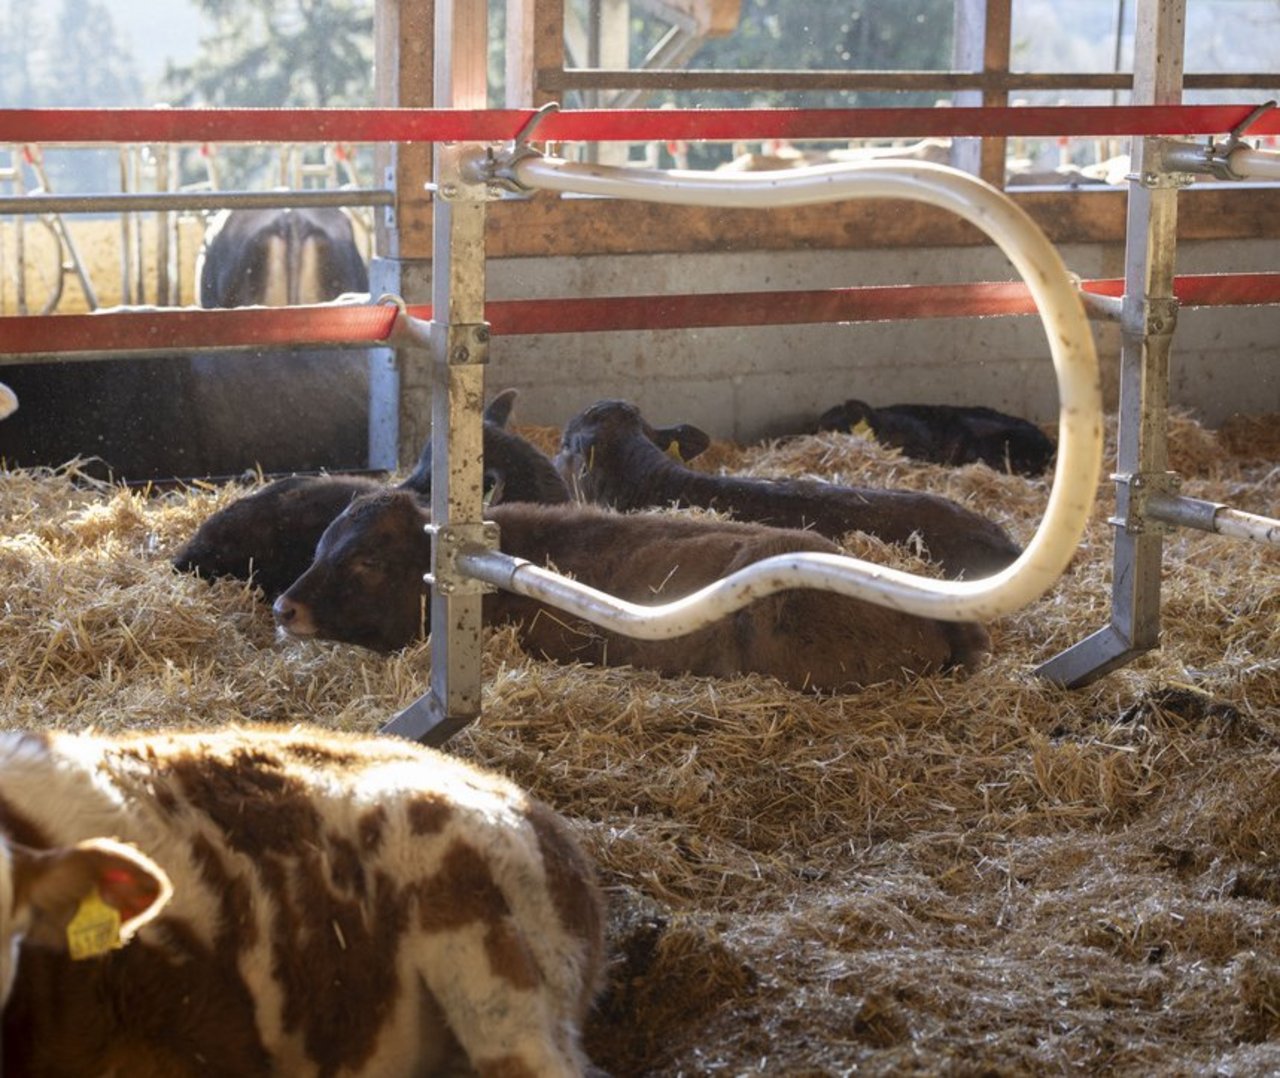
[1,411,1277,1076]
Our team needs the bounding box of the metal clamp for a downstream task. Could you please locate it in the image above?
[1120,294,1179,339]
[430,320,491,367]
[1110,471,1182,535]
[459,102,562,195]
[425,521,501,596]
[1159,101,1278,181]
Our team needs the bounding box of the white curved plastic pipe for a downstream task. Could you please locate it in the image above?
[469,155,1102,629]
[1226,146,1280,181]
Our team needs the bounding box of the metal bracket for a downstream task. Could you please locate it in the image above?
[383,165,396,227]
[459,102,562,195]
[429,320,491,367]
[425,141,511,202]
[426,521,501,596]
[1110,471,1182,535]
[1133,155,1198,190]
[1120,294,1180,339]
[1157,101,1278,181]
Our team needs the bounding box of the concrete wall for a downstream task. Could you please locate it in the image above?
[376,236,1277,448]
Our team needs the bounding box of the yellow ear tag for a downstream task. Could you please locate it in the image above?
[67,890,123,961]
[664,440,683,462]
[851,419,875,439]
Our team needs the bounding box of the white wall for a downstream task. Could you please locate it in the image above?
[385,237,1278,443]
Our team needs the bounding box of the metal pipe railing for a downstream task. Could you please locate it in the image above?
[1146,493,1280,545]
[454,152,1103,629]
[1223,145,1280,180]
[0,188,394,217]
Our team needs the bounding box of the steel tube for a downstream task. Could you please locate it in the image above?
[1162,141,1280,181]
[1147,493,1280,545]
[0,188,393,217]
[494,154,1103,626]
[1226,145,1280,180]
[1214,507,1280,545]
[1036,0,1187,688]
[539,68,1279,95]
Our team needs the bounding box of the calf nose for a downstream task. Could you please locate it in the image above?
[273,594,316,637]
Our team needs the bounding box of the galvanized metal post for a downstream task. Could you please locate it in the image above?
[369,0,435,471]
[1036,0,1186,687]
[383,0,493,744]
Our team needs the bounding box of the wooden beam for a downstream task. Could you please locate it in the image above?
[532,0,567,105]
[373,0,434,260]
[979,0,1012,187]
[485,187,1279,258]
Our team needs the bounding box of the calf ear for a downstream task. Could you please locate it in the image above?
[651,423,711,462]
[11,839,173,955]
[484,388,519,429]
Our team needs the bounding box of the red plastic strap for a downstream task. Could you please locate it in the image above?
[2,105,1280,145]
[0,305,398,355]
[486,283,1040,334]
[2,275,1278,355]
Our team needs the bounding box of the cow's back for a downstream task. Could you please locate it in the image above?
[489,503,987,687]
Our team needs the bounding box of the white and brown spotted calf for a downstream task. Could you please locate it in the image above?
[274,493,990,691]
[0,726,604,1076]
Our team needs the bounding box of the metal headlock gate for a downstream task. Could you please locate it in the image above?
[381,124,1110,744]
[384,0,1279,744]
[0,0,1277,747]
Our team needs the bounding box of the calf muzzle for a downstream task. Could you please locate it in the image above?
[272,595,317,637]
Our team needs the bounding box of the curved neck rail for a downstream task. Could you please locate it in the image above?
[458,154,1103,626]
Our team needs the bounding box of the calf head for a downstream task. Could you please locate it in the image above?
[402,388,569,505]
[555,399,711,502]
[273,489,432,652]
[172,474,382,597]
[1,836,171,1003]
[966,417,1057,477]
[816,398,877,435]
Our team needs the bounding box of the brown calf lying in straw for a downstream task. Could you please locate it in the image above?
[0,725,604,1076]
[273,493,990,691]
[172,389,569,597]
[555,399,1023,579]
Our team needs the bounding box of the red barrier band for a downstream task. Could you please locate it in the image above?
[0,306,398,355]
[2,105,1279,145]
[2,275,1278,355]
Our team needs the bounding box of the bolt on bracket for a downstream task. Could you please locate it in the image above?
[425,521,501,595]
[459,102,562,196]
[1110,471,1183,535]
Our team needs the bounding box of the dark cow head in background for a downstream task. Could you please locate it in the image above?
[196,206,369,309]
